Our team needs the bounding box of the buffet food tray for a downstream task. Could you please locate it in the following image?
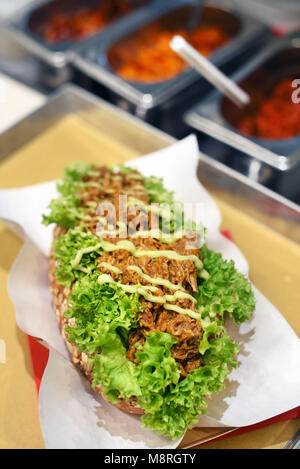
[5,0,268,131]
[4,0,154,87]
[72,0,267,125]
[0,84,299,448]
[184,33,300,204]
[6,0,153,66]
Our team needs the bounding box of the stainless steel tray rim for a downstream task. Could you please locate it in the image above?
[4,23,69,68]
[184,111,293,171]
[7,0,160,66]
[72,0,267,108]
[184,33,300,171]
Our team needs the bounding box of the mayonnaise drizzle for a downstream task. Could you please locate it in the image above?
[71,243,102,269]
[126,266,197,304]
[126,265,185,292]
[99,262,122,275]
[97,274,199,318]
[98,239,203,271]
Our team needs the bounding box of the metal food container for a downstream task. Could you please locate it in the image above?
[5,0,153,87]
[72,0,268,136]
[184,32,300,204]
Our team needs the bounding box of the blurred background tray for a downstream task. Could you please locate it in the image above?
[1,1,299,207]
[5,0,154,87]
[72,0,268,135]
[184,32,300,204]
[4,0,269,127]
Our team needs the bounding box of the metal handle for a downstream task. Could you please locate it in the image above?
[170,34,250,108]
[185,112,290,170]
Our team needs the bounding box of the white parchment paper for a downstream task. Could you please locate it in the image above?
[1,135,299,449]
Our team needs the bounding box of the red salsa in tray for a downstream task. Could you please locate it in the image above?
[235,79,300,140]
[107,6,240,83]
[221,48,300,141]
[29,0,148,43]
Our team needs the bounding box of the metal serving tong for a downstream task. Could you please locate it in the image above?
[169,34,250,108]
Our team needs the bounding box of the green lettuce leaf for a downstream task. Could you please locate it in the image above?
[135,331,180,413]
[65,274,141,353]
[64,274,143,403]
[52,228,102,287]
[42,162,94,228]
[91,325,141,403]
[42,194,85,229]
[198,244,255,324]
[134,329,239,440]
[143,175,174,205]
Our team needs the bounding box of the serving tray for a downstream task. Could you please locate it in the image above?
[184,32,300,204]
[0,84,299,449]
[72,0,268,134]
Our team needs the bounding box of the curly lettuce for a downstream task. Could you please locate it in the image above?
[134,328,239,440]
[52,228,102,287]
[91,327,141,403]
[64,275,142,403]
[42,162,94,228]
[64,274,141,353]
[143,175,174,205]
[198,244,255,324]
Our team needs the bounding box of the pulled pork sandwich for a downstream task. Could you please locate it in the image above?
[42,162,255,439]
